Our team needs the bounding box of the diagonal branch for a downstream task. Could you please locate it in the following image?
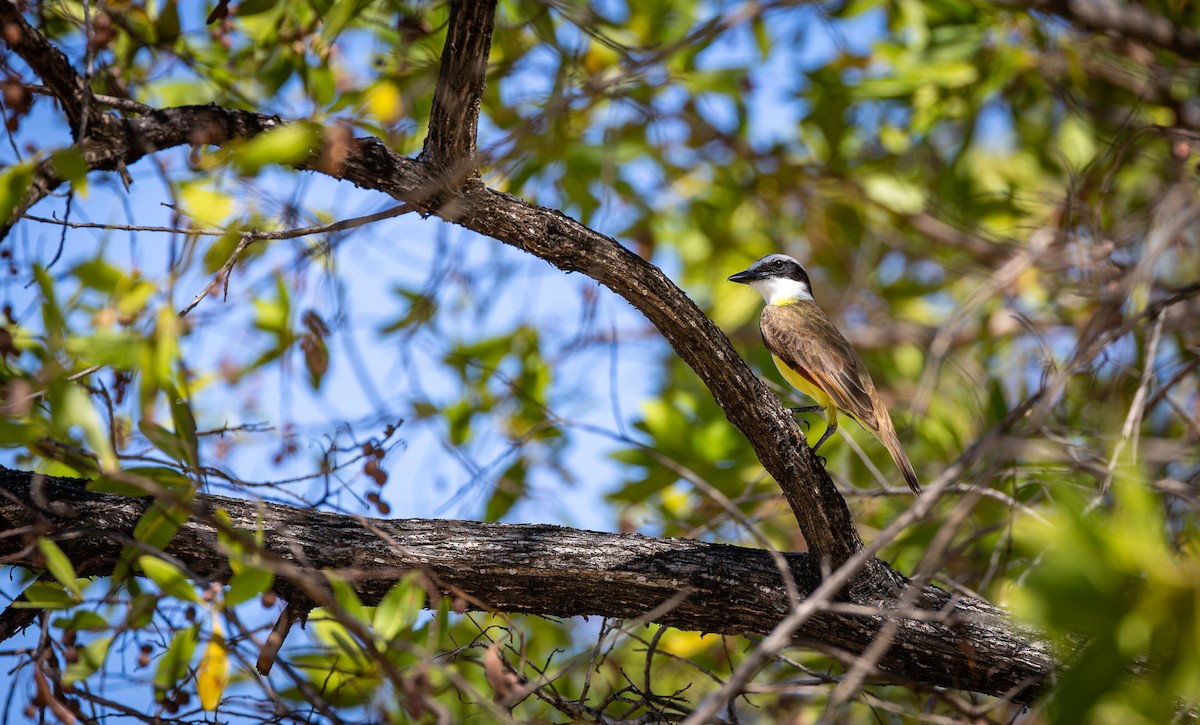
[0,466,1054,702]
[0,2,115,137]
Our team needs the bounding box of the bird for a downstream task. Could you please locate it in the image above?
[729,253,920,494]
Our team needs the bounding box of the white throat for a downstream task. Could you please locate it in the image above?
[749,276,813,305]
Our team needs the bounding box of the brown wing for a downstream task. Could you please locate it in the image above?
[760,302,881,431]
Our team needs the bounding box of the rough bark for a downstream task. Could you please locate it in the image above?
[419,0,496,178]
[0,467,1053,702]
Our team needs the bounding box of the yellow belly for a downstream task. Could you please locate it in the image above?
[772,354,838,417]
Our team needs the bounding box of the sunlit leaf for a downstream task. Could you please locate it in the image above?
[235,124,320,175]
[326,571,367,626]
[0,162,34,224]
[197,618,229,711]
[37,538,82,599]
[49,383,118,473]
[13,582,79,610]
[155,625,199,700]
[50,148,89,195]
[139,556,201,604]
[227,566,275,607]
[373,573,426,643]
[53,610,108,632]
[64,636,112,685]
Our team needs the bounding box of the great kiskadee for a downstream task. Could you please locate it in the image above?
[729,254,920,494]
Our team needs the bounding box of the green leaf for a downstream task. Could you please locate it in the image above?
[235,124,320,175]
[13,582,79,610]
[155,625,200,699]
[88,466,190,497]
[37,538,82,599]
[138,556,201,604]
[289,652,378,707]
[0,162,34,225]
[154,0,181,44]
[139,420,195,468]
[445,400,474,446]
[168,391,200,471]
[154,305,182,385]
[862,173,926,214]
[751,15,769,59]
[65,332,145,370]
[319,0,373,45]
[124,593,157,629]
[373,573,426,643]
[226,566,275,607]
[485,459,526,521]
[64,636,112,685]
[53,610,109,632]
[132,500,190,554]
[50,148,89,194]
[50,383,118,473]
[326,571,367,625]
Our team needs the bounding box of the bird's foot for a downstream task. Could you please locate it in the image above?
[788,406,821,433]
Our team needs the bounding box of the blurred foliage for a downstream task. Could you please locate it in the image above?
[0,0,1197,722]
[1012,476,1200,724]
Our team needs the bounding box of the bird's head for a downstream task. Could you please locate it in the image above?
[728,254,814,305]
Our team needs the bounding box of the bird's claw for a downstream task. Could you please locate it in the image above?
[816,455,827,468]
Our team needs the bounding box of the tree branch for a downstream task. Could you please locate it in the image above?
[419,0,496,180]
[0,466,1054,702]
[0,2,110,137]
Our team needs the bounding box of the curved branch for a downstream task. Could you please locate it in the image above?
[0,467,1054,702]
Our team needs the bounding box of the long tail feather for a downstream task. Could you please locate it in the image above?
[875,415,920,494]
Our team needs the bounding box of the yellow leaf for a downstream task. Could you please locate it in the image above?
[179,183,234,226]
[196,618,229,712]
[657,628,712,658]
[583,40,620,75]
[862,174,925,214]
[365,82,405,125]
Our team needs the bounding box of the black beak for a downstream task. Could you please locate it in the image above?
[728,268,760,284]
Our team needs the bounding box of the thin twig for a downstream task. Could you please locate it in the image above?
[23,214,219,236]
[177,203,412,316]
[1099,309,1166,497]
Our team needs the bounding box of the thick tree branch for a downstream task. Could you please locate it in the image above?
[0,467,1054,702]
[419,0,496,179]
[0,1,109,136]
